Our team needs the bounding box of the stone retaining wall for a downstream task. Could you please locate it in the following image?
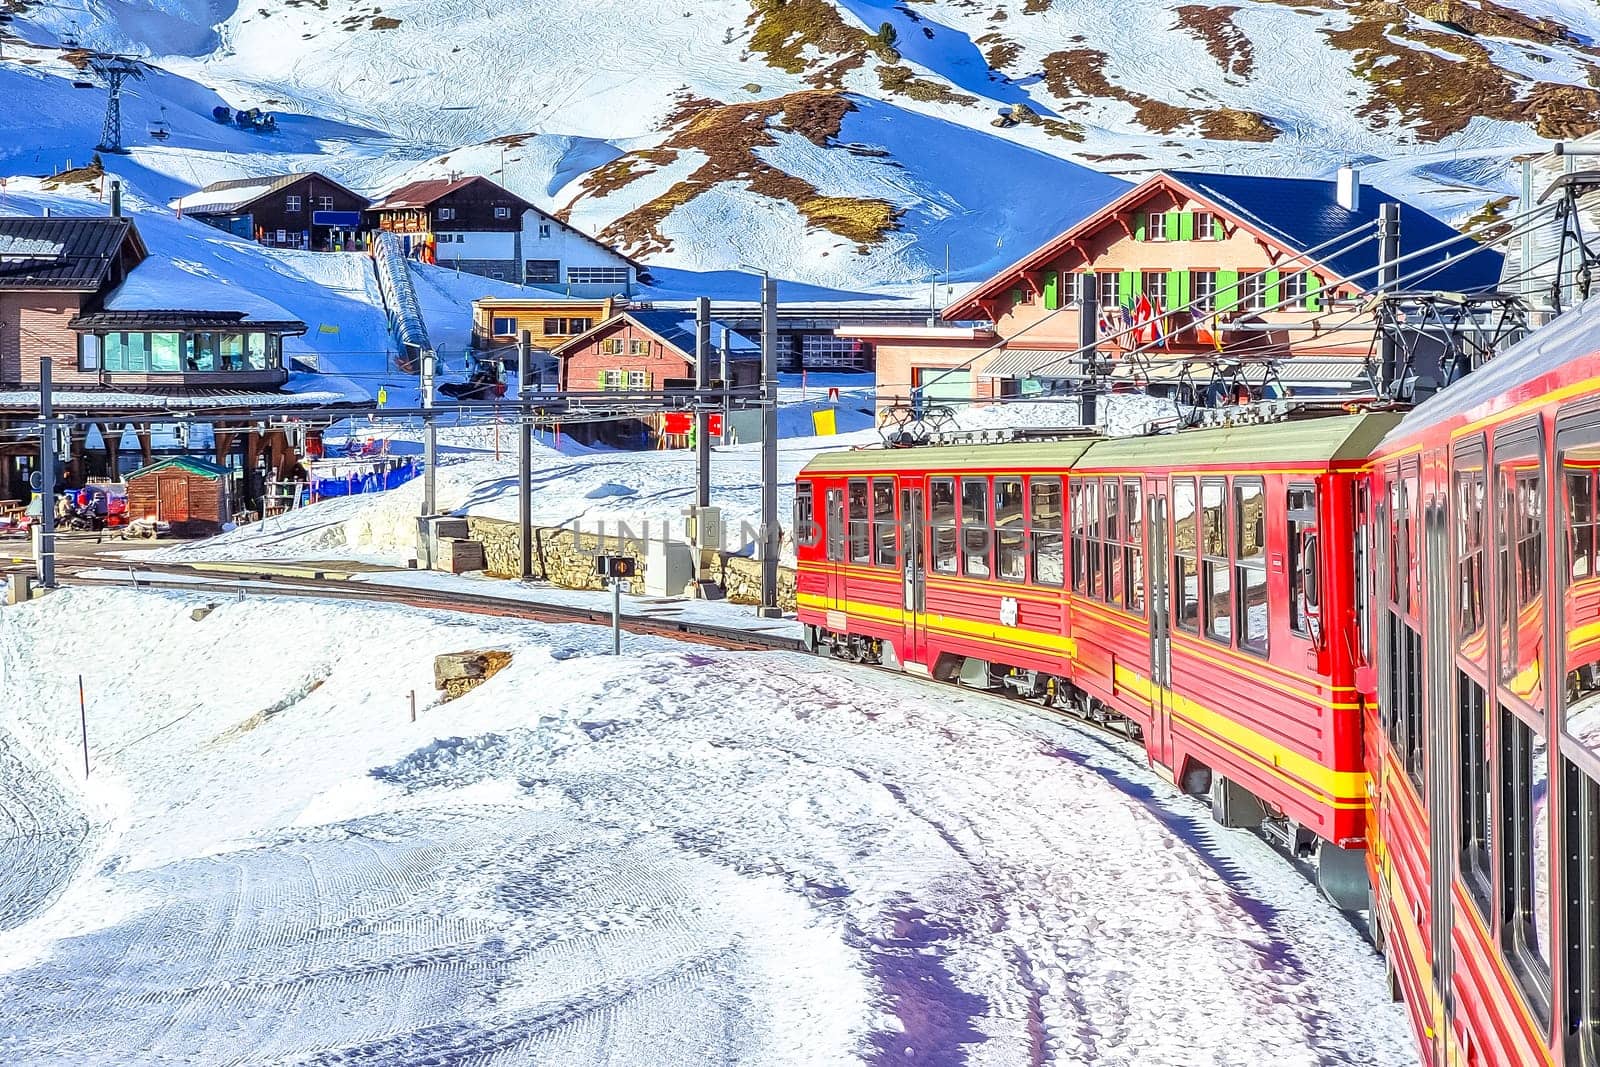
[464,517,797,611]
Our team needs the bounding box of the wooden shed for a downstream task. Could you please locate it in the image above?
[125,457,232,536]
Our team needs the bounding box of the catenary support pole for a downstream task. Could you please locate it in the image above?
[1077,273,1099,428]
[1378,203,1401,396]
[78,674,89,778]
[694,297,711,510]
[38,358,55,589]
[758,274,781,619]
[719,326,731,444]
[519,330,534,581]
[422,348,436,517]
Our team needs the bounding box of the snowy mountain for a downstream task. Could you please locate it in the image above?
[4,0,1599,288]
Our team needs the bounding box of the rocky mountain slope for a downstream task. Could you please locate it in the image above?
[5,0,1598,287]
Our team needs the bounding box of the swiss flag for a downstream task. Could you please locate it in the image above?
[1133,292,1154,344]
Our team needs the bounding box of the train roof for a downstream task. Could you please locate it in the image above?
[800,438,1099,474]
[1080,412,1401,469]
[1382,296,1600,445]
[800,412,1401,477]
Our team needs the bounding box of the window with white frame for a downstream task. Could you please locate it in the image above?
[1148,212,1168,240]
[494,206,511,219]
[567,266,630,286]
[284,195,302,212]
[538,223,552,239]
[1141,271,1168,305]
[491,316,516,336]
[438,207,455,221]
[1239,271,1267,310]
[1195,211,1215,239]
[600,370,625,390]
[318,196,334,211]
[628,339,648,356]
[627,370,648,390]
[1193,270,1218,309]
[601,338,625,355]
[1281,271,1309,308]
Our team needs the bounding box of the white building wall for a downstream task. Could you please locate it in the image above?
[520,208,635,284]
[438,231,515,261]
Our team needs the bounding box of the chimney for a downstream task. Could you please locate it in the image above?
[1336,165,1360,212]
[110,179,122,218]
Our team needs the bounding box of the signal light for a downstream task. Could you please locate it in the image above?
[596,555,637,579]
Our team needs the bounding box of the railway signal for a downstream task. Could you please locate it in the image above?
[596,555,636,655]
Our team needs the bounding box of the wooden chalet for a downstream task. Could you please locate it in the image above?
[171,173,369,251]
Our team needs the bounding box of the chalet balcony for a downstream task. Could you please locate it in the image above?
[66,310,307,391]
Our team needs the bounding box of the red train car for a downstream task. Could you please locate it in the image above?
[796,412,1399,905]
[1364,303,1600,1067]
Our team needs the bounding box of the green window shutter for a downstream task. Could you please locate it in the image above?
[1165,269,1183,309]
[597,370,607,390]
[1263,269,1281,307]
[1177,270,1192,308]
[1165,210,1180,240]
[1213,216,1225,241]
[1133,212,1146,241]
[1043,270,1060,310]
[1305,273,1322,312]
[1216,269,1240,313]
[1118,270,1136,306]
[1178,212,1195,241]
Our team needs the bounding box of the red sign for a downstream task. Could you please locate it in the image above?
[827,386,840,402]
[708,413,723,436]
[662,412,693,435]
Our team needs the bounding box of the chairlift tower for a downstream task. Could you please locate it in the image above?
[91,56,143,154]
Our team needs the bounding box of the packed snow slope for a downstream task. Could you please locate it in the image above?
[0,587,1413,1064]
[9,0,1600,289]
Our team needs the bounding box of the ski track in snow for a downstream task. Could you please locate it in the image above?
[0,590,1413,1065]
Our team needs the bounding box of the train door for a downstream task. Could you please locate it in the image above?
[900,484,928,668]
[825,484,846,616]
[1423,481,1457,1067]
[1148,485,1174,766]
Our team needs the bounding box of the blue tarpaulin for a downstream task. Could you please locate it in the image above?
[307,460,422,502]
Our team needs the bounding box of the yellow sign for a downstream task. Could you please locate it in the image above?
[377,386,388,407]
[812,407,837,436]
[319,323,340,335]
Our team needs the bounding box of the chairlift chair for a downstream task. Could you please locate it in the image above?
[148,106,170,141]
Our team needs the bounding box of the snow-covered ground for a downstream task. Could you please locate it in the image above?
[0,587,1413,1064]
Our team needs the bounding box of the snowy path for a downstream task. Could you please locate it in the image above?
[0,590,1412,1065]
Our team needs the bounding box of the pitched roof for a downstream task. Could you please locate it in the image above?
[0,216,145,291]
[367,175,533,213]
[945,170,1504,319]
[69,308,307,333]
[1165,170,1502,293]
[551,310,760,362]
[127,456,231,479]
[169,172,368,215]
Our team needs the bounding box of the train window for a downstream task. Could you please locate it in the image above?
[1202,478,1231,646]
[931,478,957,575]
[1499,704,1552,1013]
[1069,482,1086,593]
[1234,477,1267,656]
[995,477,1026,582]
[1570,461,1598,583]
[1085,478,1102,599]
[1288,485,1317,637]
[961,477,992,578]
[794,483,814,551]
[1563,428,1600,763]
[1455,449,1487,648]
[1495,438,1544,707]
[1030,477,1064,587]
[1460,670,1493,919]
[848,479,870,564]
[1173,477,1199,634]
[1354,481,1373,664]
[825,487,845,562]
[1388,473,1403,608]
[1104,480,1123,606]
[1397,474,1415,615]
[1564,760,1600,1063]
[872,478,897,568]
[1125,480,1144,614]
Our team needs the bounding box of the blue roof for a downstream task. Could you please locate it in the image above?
[1166,171,1503,294]
[628,310,760,362]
